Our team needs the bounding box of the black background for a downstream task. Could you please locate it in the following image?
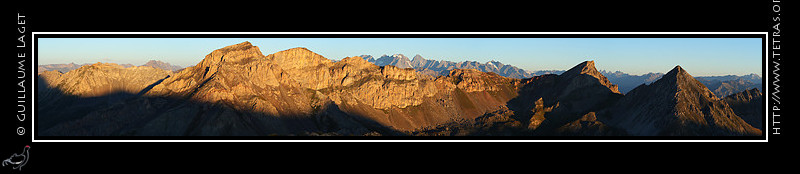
[4,1,788,172]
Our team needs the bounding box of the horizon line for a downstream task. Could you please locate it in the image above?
[36,59,762,78]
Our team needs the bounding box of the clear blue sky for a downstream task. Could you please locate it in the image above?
[37,38,762,76]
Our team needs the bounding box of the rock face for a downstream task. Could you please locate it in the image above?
[506,61,623,134]
[37,63,172,132]
[39,62,171,97]
[557,112,623,136]
[602,66,761,136]
[723,88,763,129]
[446,69,508,92]
[414,60,625,136]
[702,79,762,98]
[38,42,762,137]
[558,61,620,94]
[40,42,516,135]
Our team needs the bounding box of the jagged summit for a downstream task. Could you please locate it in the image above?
[562,61,599,77]
[375,54,413,69]
[672,65,684,72]
[85,62,125,69]
[360,53,535,79]
[340,55,366,62]
[39,61,171,98]
[196,41,265,68]
[723,88,763,129]
[360,55,376,62]
[281,47,313,53]
[660,65,693,84]
[560,60,620,94]
[337,56,376,69]
[268,47,331,70]
[142,60,182,71]
[660,65,714,88]
[391,54,407,58]
[273,47,324,57]
[605,65,761,136]
[653,65,717,99]
[410,54,427,67]
[664,65,690,78]
[411,54,425,61]
[725,88,761,101]
[218,41,254,51]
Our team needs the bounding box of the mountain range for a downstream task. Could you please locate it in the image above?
[356,54,761,98]
[37,60,182,74]
[141,60,184,71]
[359,54,545,79]
[600,70,762,97]
[39,56,760,99]
[37,42,763,136]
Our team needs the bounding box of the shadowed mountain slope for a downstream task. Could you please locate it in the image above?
[601,66,761,136]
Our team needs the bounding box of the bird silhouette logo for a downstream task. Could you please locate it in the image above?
[2,145,29,171]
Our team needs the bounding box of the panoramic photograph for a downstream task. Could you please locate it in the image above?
[35,38,764,137]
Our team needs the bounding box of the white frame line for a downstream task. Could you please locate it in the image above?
[31,32,770,142]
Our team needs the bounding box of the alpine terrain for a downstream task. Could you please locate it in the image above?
[37,42,763,136]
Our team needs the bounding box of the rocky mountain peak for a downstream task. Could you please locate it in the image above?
[85,62,125,69]
[197,41,264,68]
[488,60,503,67]
[222,41,252,49]
[662,65,688,81]
[411,54,425,61]
[280,47,317,55]
[267,47,331,71]
[562,61,600,77]
[723,88,763,130]
[142,60,182,71]
[183,41,266,85]
[339,56,369,64]
[560,61,620,94]
[665,65,689,78]
[605,65,761,136]
[41,62,171,97]
[144,60,165,65]
[359,55,376,63]
[360,54,535,79]
[391,54,407,58]
[637,65,721,107]
[726,88,762,101]
[375,54,413,69]
[656,65,717,99]
[336,56,378,71]
[410,54,427,67]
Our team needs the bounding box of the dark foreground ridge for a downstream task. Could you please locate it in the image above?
[37,42,763,137]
